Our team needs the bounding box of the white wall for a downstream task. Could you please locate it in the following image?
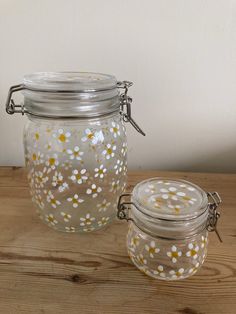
[1,0,236,173]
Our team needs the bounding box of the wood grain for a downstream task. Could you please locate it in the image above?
[0,167,235,314]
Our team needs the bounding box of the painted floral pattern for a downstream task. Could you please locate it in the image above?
[24,113,127,233]
[127,223,208,281]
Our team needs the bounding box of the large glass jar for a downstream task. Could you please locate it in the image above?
[118,178,222,280]
[6,72,144,233]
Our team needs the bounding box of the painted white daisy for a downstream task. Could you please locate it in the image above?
[52,171,64,187]
[160,186,186,201]
[58,182,69,192]
[145,241,160,258]
[186,243,199,259]
[44,142,52,151]
[45,214,58,226]
[130,235,140,249]
[32,151,44,165]
[83,226,96,232]
[110,179,120,193]
[65,226,76,232]
[66,146,84,161]
[144,184,156,194]
[53,129,71,143]
[34,194,44,209]
[102,144,116,159]
[153,265,166,278]
[45,154,59,170]
[80,213,95,226]
[136,254,147,266]
[46,191,61,208]
[97,199,111,212]
[188,262,200,274]
[70,169,88,184]
[34,171,49,188]
[98,216,110,227]
[86,184,102,198]
[169,268,185,279]
[114,159,123,175]
[167,204,182,213]
[167,245,182,263]
[110,121,120,138]
[67,194,84,208]
[94,165,107,179]
[60,212,71,222]
[81,128,103,145]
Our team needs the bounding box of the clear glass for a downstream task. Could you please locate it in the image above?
[24,112,127,233]
[127,223,208,280]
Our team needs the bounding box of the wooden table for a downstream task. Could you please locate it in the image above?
[0,167,235,314]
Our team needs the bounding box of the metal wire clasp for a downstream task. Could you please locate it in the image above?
[117,81,145,136]
[207,192,222,242]
[117,193,135,222]
[5,84,26,115]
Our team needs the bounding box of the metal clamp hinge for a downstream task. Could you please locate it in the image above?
[207,192,222,242]
[117,81,145,136]
[117,193,135,222]
[5,84,26,115]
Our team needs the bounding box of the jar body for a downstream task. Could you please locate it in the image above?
[127,222,208,280]
[24,112,127,233]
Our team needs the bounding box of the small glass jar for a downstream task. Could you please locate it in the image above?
[118,178,222,280]
[6,72,144,233]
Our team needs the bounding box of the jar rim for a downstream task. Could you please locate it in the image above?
[23,72,117,92]
[132,177,209,222]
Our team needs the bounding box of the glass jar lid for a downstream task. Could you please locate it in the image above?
[21,72,120,118]
[132,178,208,221]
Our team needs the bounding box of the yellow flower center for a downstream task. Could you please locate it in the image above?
[51,199,56,205]
[85,218,91,224]
[133,238,139,245]
[113,127,118,133]
[49,158,55,166]
[73,151,79,157]
[171,252,179,258]
[98,169,103,175]
[190,249,197,257]
[35,133,39,140]
[183,196,191,201]
[38,176,43,182]
[76,174,81,180]
[72,199,78,204]
[107,148,112,155]
[58,134,66,142]
[92,188,97,193]
[48,216,54,222]
[32,153,37,161]
[87,133,94,139]
[149,247,155,255]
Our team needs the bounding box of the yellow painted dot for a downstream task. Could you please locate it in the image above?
[35,133,39,140]
[49,158,55,166]
[58,134,66,142]
[32,153,37,161]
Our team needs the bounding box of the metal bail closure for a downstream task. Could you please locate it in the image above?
[5,84,26,115]
[207,192,222,242]
[117,193,135,222]
[117,81,146,136]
